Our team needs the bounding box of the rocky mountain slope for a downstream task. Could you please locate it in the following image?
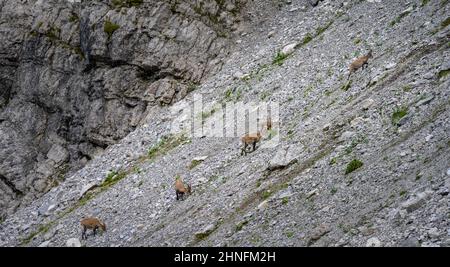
[0,0,243,216]
[1,0,449,247]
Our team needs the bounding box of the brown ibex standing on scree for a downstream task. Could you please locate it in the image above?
[174,175,191,200]
[80,217,106,240]
[241,131,262,156]
[348,50,373,79]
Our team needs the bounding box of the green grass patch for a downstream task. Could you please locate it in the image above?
[438,69,450,79]
[272,51,289,66]
[69,13,79,22]
[147,134,188,161]
[390,10,411,26]
[104,19,120,39]
[101,170,127,188]
[391,106,408,125]
[341,80,352,91]
[235,220,249,232]
[345,159,363,174]
[285,231,294,238]
[189,159,202,170]
[112,0,144,8]
[301,33,313,46]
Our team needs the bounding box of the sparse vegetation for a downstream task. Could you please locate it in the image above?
[345,159,363,174]
[101,170,127,188]
[285,231,294,238]
[390,10,411,27]
[391,106,408,125]
[223,87,242,102]
[104,19,120,39]
[272,51,289,66]
[147,134,188,161]
[69,13,79,22]
[330,187,337,195]
[235,220,248,231]
[341,80,352,91]
[301,33,313,46]
[189,159,202,170]
[112,0,144,8]
[282,197,289,205]
[438,69,450,79]
[262,190,272,199]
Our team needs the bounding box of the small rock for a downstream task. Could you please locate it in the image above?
[428,228,440,239]
[415,95,434,107]
[361,98,375,110]
[66,238,81,247]
[385,62,397,70]
[257,200,269,210]
[401,190,432,213]
[425,134,433,142]
[267,31,275,38]
[268,146,297,171]
[306,189,318,199]
[38,241,51,247]
[446,168,450,176]
[322,123,331,132]
[398,237,420,247]
[308,224,330,245]
[278,190,293,199]
[192,156,208,162]
[281,43,297,56]
[366,237,382,247]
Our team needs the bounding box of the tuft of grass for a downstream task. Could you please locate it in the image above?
[301,33,313,46]
[316,21,333,36]
[272,51,289,66]
[262,190,272,199]
[402,85,412,92]
[330,187,337,195]
[20,223,53,245]
[438,69,450,79]
[345,159,363,174]
[189,159,202,170]
[282,197,289,205]
[341,80,352,91]
[223,87,242,102]
[442,17,450,28]
[285,231,294,238]
[46,26,60,40]
[329,157,337,166]
[390,10,411,27]
[112,0,144,8]
[399,190,407,196]
[101,170,127,188]
[147,134,188,161]
[69,13,79,22]
[235,220,249,232]
[391,106,408,125]
[421,0,430,6]
[259,91,271,101]
[104,19,120,39]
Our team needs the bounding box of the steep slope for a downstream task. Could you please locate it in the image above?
[0,0,243,217]
[0,0,449,247]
